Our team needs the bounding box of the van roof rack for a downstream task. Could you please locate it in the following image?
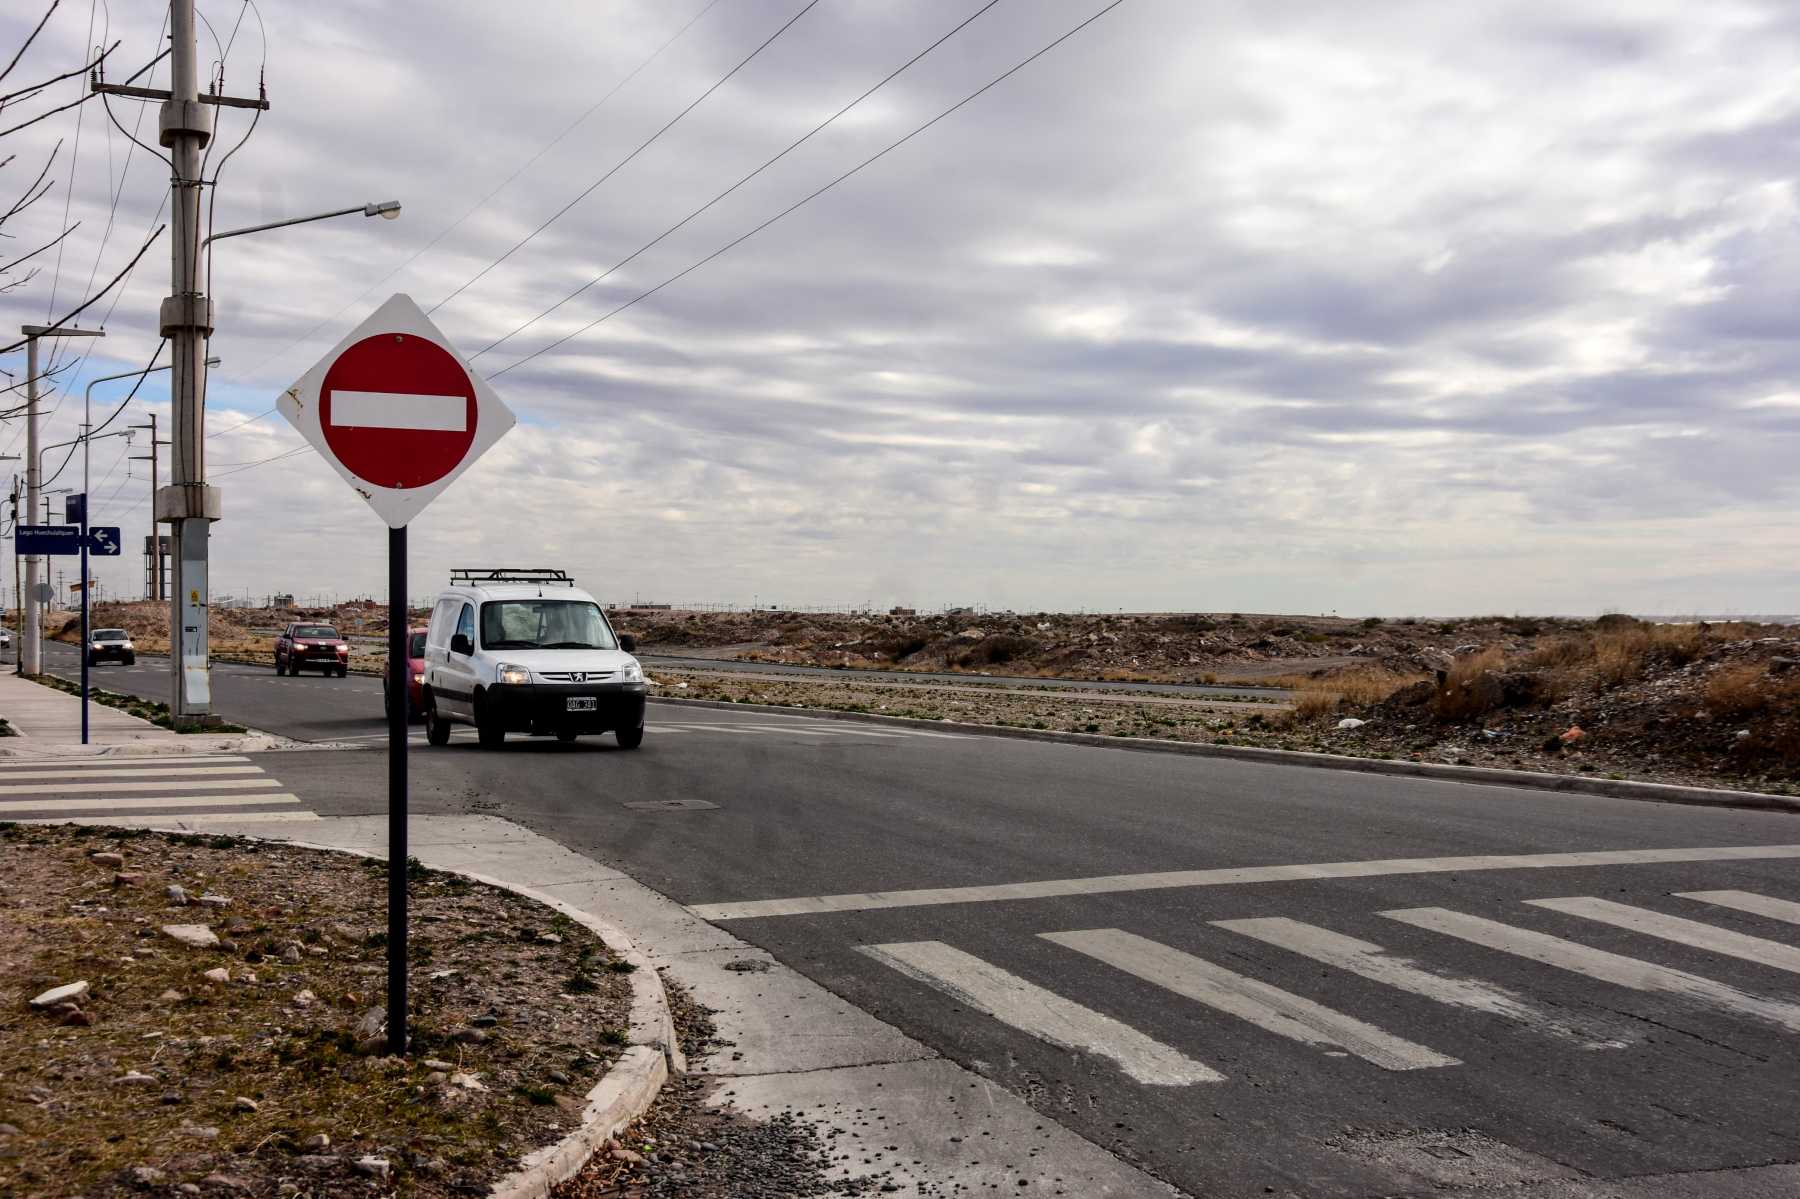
[449,568,575,587]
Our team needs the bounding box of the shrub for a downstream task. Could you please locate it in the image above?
[1430,648,1507,722]
[1295,691,1339,719]
[1706,665,1775,719]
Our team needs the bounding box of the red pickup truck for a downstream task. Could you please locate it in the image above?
[275,622,350,677]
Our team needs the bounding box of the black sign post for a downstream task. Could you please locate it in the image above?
[386,524,408,1055]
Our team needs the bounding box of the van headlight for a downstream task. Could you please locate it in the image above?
[497,663,530,686]
[621,661,643,683]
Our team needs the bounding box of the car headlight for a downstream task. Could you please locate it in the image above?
[335,643,349,652]
[497,663,530,686]
[412,672,424,683]
[621,661,644,682]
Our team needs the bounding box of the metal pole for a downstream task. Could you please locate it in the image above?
[161,0,218,727]
[80,507,89,745]
[23,338,40,677]
[150,413,161,602]
[386,523,408,1055]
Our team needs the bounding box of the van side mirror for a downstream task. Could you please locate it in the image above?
[451,633,473,657]
[618,634,637,653]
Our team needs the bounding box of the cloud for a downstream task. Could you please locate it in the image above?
[1,0,1796,617]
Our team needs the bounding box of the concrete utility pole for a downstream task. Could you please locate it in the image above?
[129,414,166,601]
[19,325,103,676]
[157,0,220,725]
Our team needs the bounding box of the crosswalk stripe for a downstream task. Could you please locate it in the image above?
[1043,929,1457,1071]
[1677,890,1800,926]
[1212,916,1630,1048]
[859,940,1223,1086]
[16,809,322,826]
[1382,907,1800,1034]
[0,755,252,770]
[0,777,282,796]
[0,765,265,782]
[1526,897,1800,976]
[0,792,303,813]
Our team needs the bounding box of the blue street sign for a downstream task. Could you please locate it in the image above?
[16,525,83,555]
[87,526,122,556]
[65,493,85,525]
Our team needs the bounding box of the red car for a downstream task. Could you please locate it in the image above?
[383,627,428,721]
[275,622,349,677]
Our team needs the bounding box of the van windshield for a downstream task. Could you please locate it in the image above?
[480,600,616,651]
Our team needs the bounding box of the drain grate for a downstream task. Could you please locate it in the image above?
[621,799,719,812]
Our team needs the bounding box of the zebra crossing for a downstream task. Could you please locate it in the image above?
[651,718,965,740]
[0,754,320,828]
[858,888,1800,1085]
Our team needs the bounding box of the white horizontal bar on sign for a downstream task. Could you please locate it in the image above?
[329,390,466,432]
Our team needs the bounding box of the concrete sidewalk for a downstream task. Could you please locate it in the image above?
[48,807,1177,1196]
[0,671,292,756]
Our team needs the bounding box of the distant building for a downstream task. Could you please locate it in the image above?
[889,606,917,616]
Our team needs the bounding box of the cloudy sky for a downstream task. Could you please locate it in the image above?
[2,0,1796,616]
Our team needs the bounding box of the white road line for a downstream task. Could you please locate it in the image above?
[0,755,251,770]
[1677,890,1800,926]
[1213,916,1629,1048]
[0,765,265,782]
[686,844,1800,921]
[0,793,303,813]
[859,940,1223,1086]
[0,777,282,796]
[1383,907,1800,1034]
[17,809,321,826]
[1526,897,1800,976]
[1042,928,1458,1071]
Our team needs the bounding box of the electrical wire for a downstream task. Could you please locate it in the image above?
[204,405,273,439]
[225,0,722,387]
[488,0,1130,381]
[39,339,164,488]
[472,0,1002,363]
[427,0,822,316]
[211,444,310,477]
[43,0,102,337]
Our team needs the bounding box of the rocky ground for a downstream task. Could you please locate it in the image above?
[0,824,635,1197]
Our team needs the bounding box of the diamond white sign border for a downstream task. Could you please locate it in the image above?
[277,293,515,528]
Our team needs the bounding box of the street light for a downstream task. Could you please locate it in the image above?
[202,200,403,248]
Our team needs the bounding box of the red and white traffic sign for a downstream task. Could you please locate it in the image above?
[277,294,514,527]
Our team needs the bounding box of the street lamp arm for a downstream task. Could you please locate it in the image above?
[203,201,401,248]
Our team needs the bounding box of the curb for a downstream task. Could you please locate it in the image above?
[654,696,1800,815]
[175,830,684,1198]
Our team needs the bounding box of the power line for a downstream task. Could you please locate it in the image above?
[427,0,823,316]
[204,405,274,440]
[211,443,310,477]
[489,0,1130,381]
[473,0,1002,363]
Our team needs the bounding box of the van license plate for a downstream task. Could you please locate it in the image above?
[566,697,597,712]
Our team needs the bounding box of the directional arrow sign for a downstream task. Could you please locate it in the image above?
[278,293,514,528]
[87,527,121,556]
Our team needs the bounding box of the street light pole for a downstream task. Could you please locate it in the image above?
[19,324,103,676]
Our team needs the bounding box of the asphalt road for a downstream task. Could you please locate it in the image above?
[30,642,1800,1197]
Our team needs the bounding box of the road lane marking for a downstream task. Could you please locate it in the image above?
[0,793,303,813]
[1212,916,1630,1048]
[1677,890,1800,926]
[0,777,282,796]
[1526,897,1800,976]
[0,755,252,770]
[1382,907,1800,1034]
[0,765,265,782]
[1042,928,1458,1071]
[17,809,322,826]
[686,844,1800,921]
[859,940,1223,1086]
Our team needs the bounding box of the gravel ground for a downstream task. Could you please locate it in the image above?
[0,823,635,1197]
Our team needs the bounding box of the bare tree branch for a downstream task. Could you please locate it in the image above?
[0,44,120,135]
[0,218,78,274]
[0,39,120,107]
[0,224,164,354]
[0,1,60,89]
[1,139,58,225]
[0,265,41,293]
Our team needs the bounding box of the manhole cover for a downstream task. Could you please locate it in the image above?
[621,799,718,812]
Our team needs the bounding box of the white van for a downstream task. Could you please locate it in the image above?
[421,568,646,749]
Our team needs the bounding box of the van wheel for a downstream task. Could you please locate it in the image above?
[616,726,643,750]
[425,695,451,746]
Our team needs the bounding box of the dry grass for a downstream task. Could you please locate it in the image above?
[1294,690,1340,719]
[1430,648,1508,722]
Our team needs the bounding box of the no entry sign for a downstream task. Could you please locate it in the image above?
[278,293,513,527]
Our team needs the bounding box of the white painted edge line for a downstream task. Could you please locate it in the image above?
[687,844,1800,921]
[0,755,252,769]
[0,792,301,813]
[329,389,467,431]
[0,777,282,796]
[860,940,1222,1086]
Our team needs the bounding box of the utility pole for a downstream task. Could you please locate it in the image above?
[129,414,166,601]
[18,326,103,675]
